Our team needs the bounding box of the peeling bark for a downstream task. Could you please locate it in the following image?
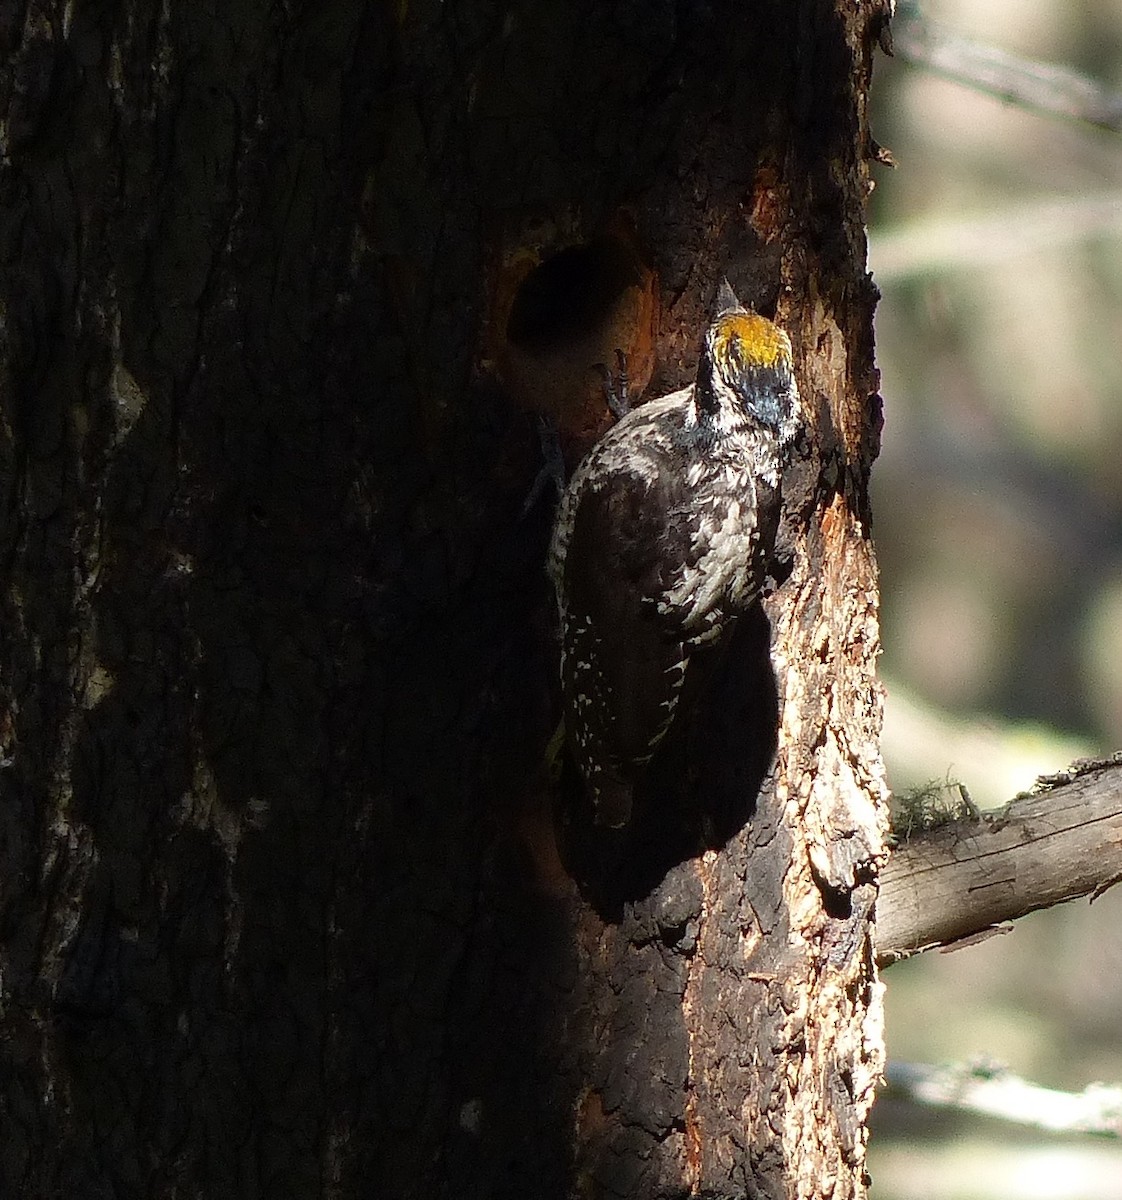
[0,1,889,1196]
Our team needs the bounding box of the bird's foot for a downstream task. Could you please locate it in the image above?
[520,416,566,518]
[595,349,630,420]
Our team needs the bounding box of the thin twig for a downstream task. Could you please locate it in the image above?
[884,1059,1122,1138]
[892,4,1122,133]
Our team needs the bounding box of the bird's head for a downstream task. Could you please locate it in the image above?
[696,288,800,448]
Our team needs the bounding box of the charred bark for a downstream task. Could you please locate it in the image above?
[0,1,889,1197]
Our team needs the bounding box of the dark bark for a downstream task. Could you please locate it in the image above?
[0,1,889,1197]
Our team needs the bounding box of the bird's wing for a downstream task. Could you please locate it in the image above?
[560,462,694,770]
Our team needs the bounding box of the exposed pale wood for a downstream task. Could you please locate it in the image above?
[877,758,1122,963]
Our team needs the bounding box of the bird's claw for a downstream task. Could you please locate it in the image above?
[595,349,631,420]
[521,416,566,518]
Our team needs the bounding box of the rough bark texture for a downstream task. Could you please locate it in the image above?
[0,1,888,1198]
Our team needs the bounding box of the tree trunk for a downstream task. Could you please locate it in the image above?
[0,1,889,1197]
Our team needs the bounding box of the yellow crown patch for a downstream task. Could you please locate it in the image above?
[713,312,791,369]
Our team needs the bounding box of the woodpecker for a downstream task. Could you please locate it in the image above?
[548,283,801,828]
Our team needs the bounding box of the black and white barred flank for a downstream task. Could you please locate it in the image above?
[548,287,801,828]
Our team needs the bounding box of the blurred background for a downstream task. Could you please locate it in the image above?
[865,0,1122,1194]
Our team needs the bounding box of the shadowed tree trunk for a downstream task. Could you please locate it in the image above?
[0,1,889,1197]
